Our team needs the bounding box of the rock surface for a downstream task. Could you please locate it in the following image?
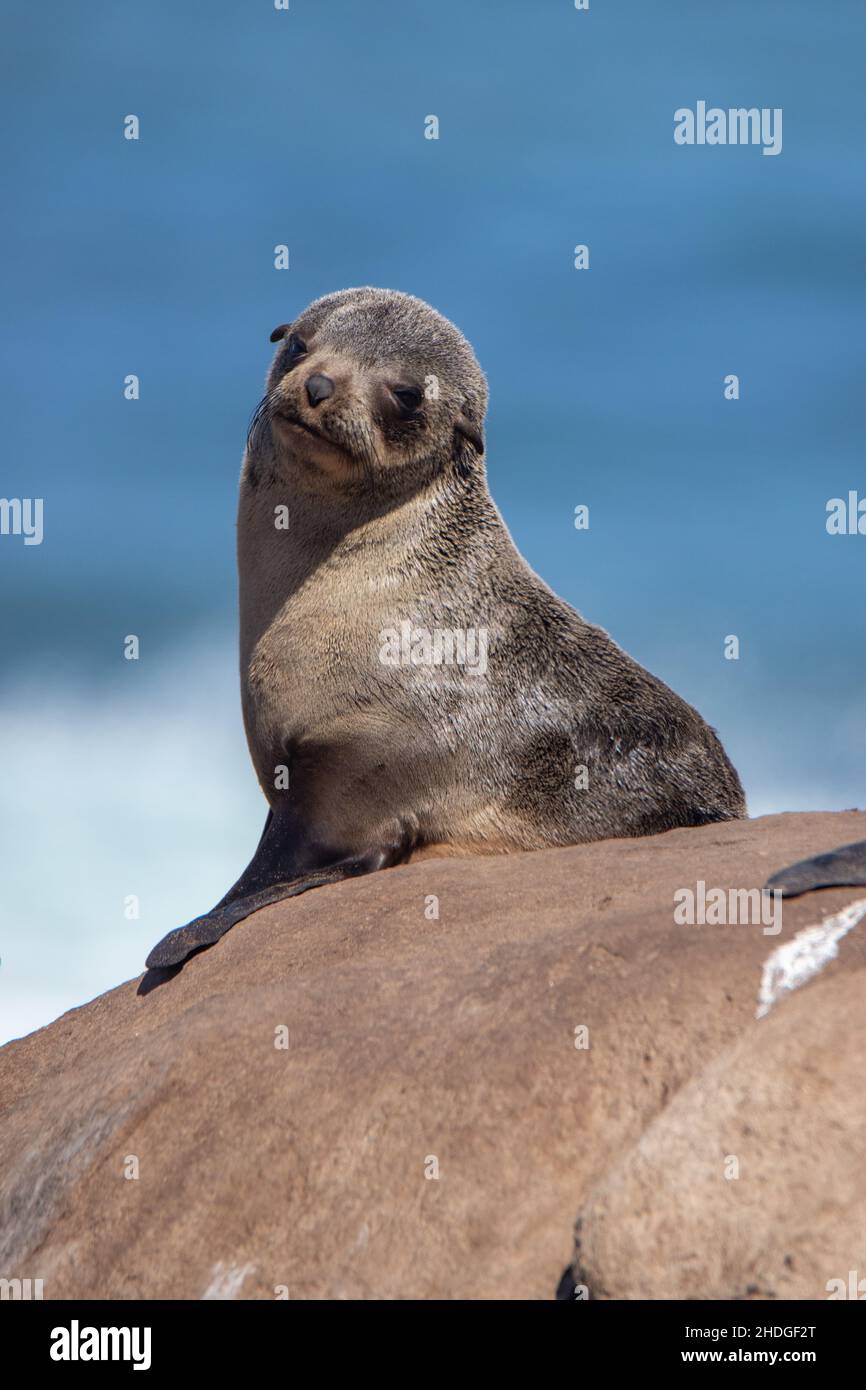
[1,810,865,1300]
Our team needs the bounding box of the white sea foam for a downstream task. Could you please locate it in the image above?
[0,630,265,1045]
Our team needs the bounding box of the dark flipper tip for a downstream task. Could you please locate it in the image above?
[145,914,225,970]
[765,838,866,898]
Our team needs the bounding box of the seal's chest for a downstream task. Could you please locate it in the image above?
[247,582,400,737]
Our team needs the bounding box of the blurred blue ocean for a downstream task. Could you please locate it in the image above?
[1,0,864,1042]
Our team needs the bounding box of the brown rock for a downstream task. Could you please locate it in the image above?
[571,968,866,1300]
[1,810,865,1300]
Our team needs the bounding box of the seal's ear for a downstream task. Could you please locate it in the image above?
[269,323,291,344]
[454,411,484,456]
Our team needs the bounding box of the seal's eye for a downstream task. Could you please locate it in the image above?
[393,385,423,416]
[286,333,308,362]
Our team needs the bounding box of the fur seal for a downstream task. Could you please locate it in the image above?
[146,287,746,970]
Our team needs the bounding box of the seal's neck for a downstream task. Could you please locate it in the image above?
[240,446,495,573]
[237,450,502,659]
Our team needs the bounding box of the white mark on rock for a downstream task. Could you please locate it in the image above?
[201,1261,256,1300]
[757,897,866,1019]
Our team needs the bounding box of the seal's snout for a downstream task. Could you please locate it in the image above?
[306,372,335,407]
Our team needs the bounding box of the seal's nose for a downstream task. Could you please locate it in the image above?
[305,373,335,407]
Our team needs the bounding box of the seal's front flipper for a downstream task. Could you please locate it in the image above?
[145,866,351,969]
[144,811,406,970]
[765,839,866,898]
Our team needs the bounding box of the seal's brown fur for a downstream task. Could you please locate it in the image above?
[146,288,744,970]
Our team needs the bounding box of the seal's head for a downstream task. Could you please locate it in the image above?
[248,288,487,494]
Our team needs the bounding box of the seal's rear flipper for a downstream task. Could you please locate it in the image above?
[765,838,866,898]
